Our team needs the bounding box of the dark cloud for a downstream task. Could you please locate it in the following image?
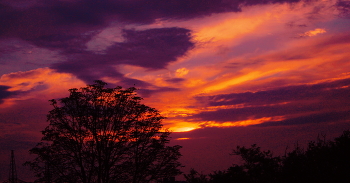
[0,0,302,44]
[0,2,105,54]
[165,78,186,83]
[191,78,350,123]
[52,57,147,89]
[52,56,124,82]
[0,85,18,104]
[0,0,301,85]
[337,0,350,17]
[255,111,350,127]
[196,78,350,107]
[2,0,302,24]
[52,27,194,85]
[28,34,95,52]
[105,28,194,69]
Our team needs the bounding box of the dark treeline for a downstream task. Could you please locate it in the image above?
[184,130,350,183]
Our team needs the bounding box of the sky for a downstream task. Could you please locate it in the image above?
[0,0,350,181]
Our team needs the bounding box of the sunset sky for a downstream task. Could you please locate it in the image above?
[1,0,350,181]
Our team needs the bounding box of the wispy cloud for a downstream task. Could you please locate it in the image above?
[298,28,326,37]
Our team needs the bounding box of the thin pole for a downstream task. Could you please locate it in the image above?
[9,150,18,183]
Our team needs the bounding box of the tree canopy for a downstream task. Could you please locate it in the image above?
[26,80,182,183]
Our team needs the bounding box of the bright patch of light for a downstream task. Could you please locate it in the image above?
[176,138,190,140]
[175,68,189,77]
[299,28,326,37]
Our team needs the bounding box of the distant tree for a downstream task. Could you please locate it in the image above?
[281,130,350,183]
[206,130,350,183]
[184,169,208,183]
[231,144,281,183]
[26,80,182,183]
[208,165,248,183]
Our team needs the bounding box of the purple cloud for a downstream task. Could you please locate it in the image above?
[51,27,194,87]
[165,78,186,83]
[0,0,305,87]
[196,78,350,107]
[105,28,194,69]
[0,0,303,44]
[254,111,350,127]
[0,85,18,104]
[337,0,350,17]
[191,78,350,123]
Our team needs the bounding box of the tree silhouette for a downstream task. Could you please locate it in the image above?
[184,168,208,183]
[231,144,281,183]
[282,131,350,183]
[196,130,350,183]
[26,80,182,183]
[208,165,248,183]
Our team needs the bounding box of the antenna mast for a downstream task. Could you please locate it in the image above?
[9,150,18,183]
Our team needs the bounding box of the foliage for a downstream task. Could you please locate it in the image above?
[231,144,281,183]
[26,80,182,183]
[184,169,208,183]
[282,131,350,183]
[208,165,247,183]
[185,130,350,183]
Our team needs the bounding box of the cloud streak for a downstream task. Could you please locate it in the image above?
[190,77,350,127]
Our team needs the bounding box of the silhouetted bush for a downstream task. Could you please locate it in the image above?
[185,130,350,183]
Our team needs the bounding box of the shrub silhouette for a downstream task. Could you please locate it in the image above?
[186,130,350,183]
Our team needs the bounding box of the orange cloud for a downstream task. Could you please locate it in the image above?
[0,68,85,108]
[165,120,199,132]
[164,116,286,132]
[299,28,326,37]
[175,137,190,140]
[200,116,285,127]
[175,68,189,77]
